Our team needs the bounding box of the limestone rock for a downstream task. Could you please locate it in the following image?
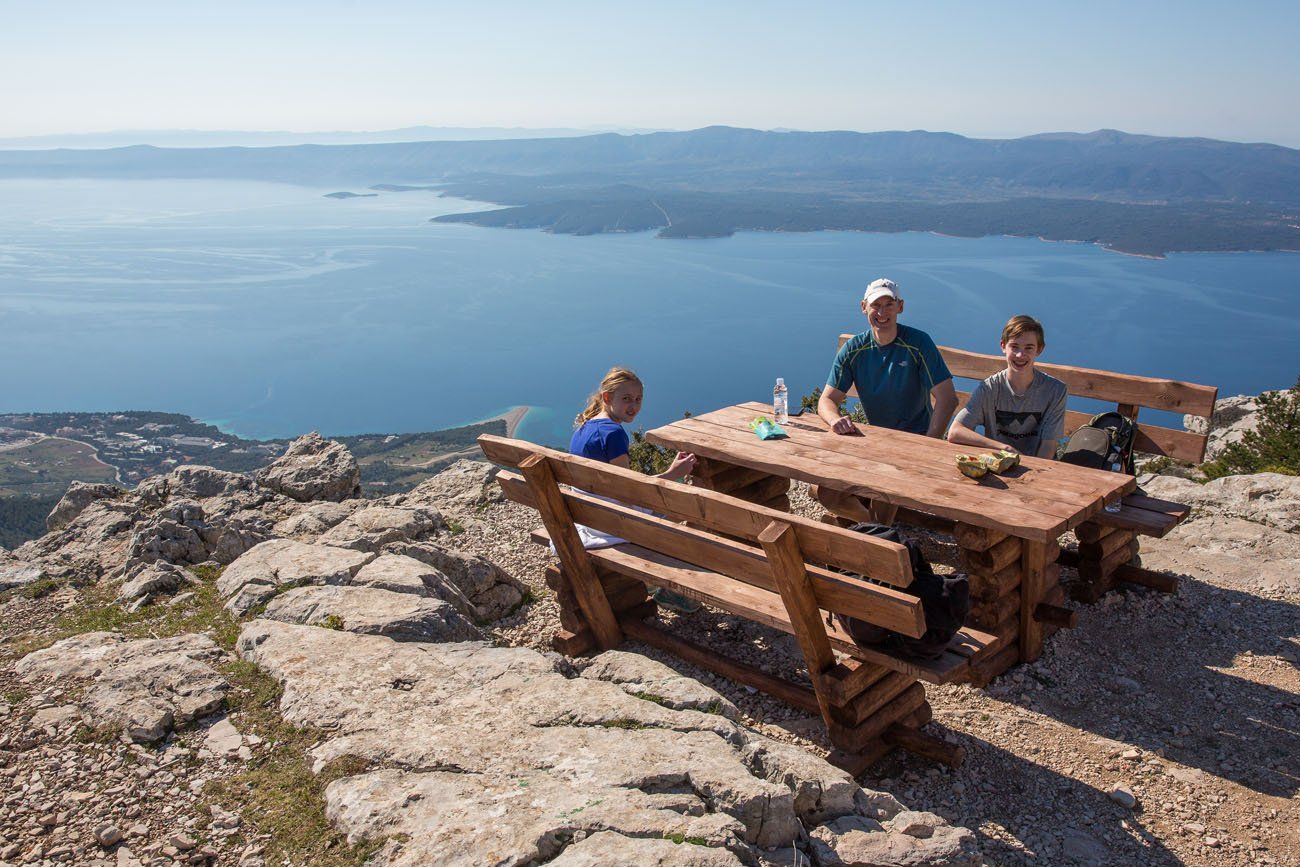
[46,481,123,532]
[580,650,739,719]
[272,501,361,539]
[350,553,465,604]
[1144,472,1300,534]
[16,632,227,743]
[809,813,981,867]
[741,739,896,826]
[318,505,446,552]
[217,539,375,615]
[137,465,260,505]
[1108,784,1137,809]
[254,432,361,502]
[261,585,482,642]
[127,501,208,565]
[237,621,922,860]
[0,559,45,591]
[18,499,142,580]
[203,717,244,757]
[1185,393,1268,460]
[125,500,270,570]
[391,459,502,514]
[887,810,947,838]
[1142,513,1300,594]
[387,541,525,621]
[546,831,745,866]
[117,561,186,603]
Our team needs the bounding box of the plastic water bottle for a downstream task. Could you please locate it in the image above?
[773,378,789,424]
[1104,461,1123,513]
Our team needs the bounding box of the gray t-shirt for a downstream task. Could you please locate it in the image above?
[953,369,1067,457]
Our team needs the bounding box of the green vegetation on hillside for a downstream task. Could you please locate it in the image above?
[0,495,59,549]
[1203,378,1300,479]
[0,438,117,496]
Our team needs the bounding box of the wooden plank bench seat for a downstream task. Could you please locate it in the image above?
[526,526,995,685]
[479,434,999,770]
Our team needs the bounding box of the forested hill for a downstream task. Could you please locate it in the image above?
[3,126,1299,255]
[5,126,1300,205]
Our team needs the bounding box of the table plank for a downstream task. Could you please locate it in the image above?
[727,402,1125,500]
[647,403,1131,542]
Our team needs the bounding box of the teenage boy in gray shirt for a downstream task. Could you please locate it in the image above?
[947,315,1067,458]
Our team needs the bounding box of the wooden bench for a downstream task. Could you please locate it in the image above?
[836,335,1217,603]
[479,434,1003,771]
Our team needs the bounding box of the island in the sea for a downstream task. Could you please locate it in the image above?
[323,191,378,199]
[3,126,1299,256]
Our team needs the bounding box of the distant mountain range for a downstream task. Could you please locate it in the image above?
[2,126,1298,256]
[0,125,668,150]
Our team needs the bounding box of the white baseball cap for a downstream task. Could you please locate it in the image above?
[863,278,900,304]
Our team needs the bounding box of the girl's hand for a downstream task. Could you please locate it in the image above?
[665,452,698,479]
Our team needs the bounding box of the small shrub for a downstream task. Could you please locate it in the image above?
[1201,377,1300,479]
[800,388,866,422]
[446,518,465,536]
[20,579,64,600]
[1139,456,1174,475]
[630,691,668,706]
[628,429,676,475]
[319,614,345,631]
[598,718,649,730]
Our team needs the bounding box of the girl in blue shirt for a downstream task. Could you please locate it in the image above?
[570,367,699,612]
[570,367,697,479]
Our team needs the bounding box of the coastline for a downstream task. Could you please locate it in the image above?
[493,406,530,438]
[199,405,532,442]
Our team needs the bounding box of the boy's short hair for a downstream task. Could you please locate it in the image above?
[1001,315,1046,349]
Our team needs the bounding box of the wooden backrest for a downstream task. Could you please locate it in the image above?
[835,334,1218,462]
[479,435,926,638]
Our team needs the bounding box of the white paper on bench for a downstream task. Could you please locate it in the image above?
[548,487,654,553]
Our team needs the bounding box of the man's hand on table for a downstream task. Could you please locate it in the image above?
[829,416,863,436]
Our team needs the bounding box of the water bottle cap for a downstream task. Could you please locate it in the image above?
[776,378,784,387]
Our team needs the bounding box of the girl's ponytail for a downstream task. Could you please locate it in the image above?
[574,367,642,427]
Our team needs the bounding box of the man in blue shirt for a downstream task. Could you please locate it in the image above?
[815,278,958,522]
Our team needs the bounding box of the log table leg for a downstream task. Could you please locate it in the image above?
[1066,521,1139,603]
[956,524,1022,681]
[1019,540,1049,663]
[546,565,654,656]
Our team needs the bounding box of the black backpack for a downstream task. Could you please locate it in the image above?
[1058,411,1137,473]
[829,523,971,660]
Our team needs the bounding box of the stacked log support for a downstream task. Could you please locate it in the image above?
[546,565,654,655]
[1066,521,1139,603]
[821,659,955,772]
[954,523,1072,683]
[957,526,1022,637]
[693,457,791,512]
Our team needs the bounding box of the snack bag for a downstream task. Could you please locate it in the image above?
[749,416,787,440]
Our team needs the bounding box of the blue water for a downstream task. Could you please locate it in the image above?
[1,178,1296,446]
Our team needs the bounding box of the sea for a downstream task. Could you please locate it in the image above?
[1,178,1297,447]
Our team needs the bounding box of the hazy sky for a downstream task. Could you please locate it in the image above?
[5,0,1299,146]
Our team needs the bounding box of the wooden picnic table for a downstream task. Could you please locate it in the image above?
[647,401,1135,676]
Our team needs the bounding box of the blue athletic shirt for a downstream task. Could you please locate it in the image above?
[826,324,953,435]
[569,418,630,463]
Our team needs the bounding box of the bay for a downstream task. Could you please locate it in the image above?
[0,178,1296,447]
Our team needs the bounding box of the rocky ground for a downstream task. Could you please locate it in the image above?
[0,432,978,866]
[1,403,1296,866]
